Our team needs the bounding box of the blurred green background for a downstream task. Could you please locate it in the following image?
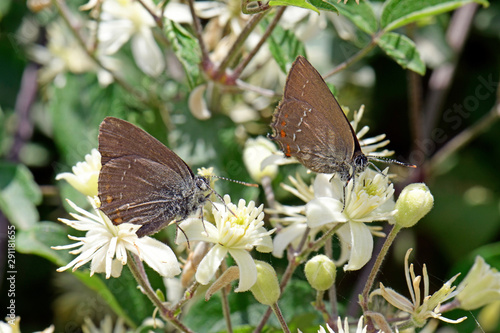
[1,0,500,332]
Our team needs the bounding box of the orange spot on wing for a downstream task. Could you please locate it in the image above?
[113,217,123,224]
[280,130,286,138]
[285,144,291,157]
[106,195,113,203]
[281,120,286,126]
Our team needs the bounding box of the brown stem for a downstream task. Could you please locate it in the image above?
[215,11,267,81]
[231,6,286,80]
[422,4,479,140]
[53,0,148,105]
[186,0,209,64]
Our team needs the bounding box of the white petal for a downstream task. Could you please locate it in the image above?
[306,197,347,227]
[188,85,211,120]
[254,228,274,253]
[272,223,307,258]
[334,224,352,267]
[343,222,373,271]
[134,237,181,278]
[98,20,134,55]
[175,218,217,244]
[195,245,227,285]
[229,249,257,292]
[131,28,165,77]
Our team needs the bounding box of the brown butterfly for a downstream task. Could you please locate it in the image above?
[98,117,212,237]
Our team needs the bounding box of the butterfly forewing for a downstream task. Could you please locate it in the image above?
[270,56,361,176]
[98,117,207,237]
[99,117,195,183]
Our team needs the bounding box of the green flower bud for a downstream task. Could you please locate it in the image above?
[304,255,336,291]
[393,183,434,228]
[250,260,280,305]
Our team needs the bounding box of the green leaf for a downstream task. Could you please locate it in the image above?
[0,162,41,229]
[16,221,71,265]
[381,0,490,32]
[333,0,378,34]
[164,19,202,89]
[305,0,339,13]
[266,21,307,74]
[376,32,426,75]
[269,0,319,13]
[49,74,123,166]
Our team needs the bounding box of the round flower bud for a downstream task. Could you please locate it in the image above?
[250,260,280,305]
[393,183,434,228]
[304,255,336,291]
[243,136,278,183]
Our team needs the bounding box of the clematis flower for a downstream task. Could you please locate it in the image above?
[370,249,466,328]
[455,256,500,310]
[299,316,367,333]
[267,173,322,258]
[52,198,181,279]
[81,316,126,333]
[306,168,395,271]
[56,149,101,197]
[243,136,279,184]
[176,195,273,292]
[0,316,54,333]
[26,20,116,87]
[98,0,165,77]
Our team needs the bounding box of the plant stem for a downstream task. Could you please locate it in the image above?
[324,31,382,79]
[171,281,200,314]
[221,272,234,333]
[216,11,267,80]
[127,253,194,333]
[187,0,209,63]
[254,224,341,332]
[232,6,286,80]
[422,3,479,140]
[271,302,290,333]
[360,225,402,312]
[52,0,148,105]
[430,97,500,172]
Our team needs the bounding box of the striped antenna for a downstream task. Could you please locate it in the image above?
[367,156,417,169]
[211,175,259,187]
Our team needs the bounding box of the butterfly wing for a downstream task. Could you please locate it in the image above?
[270,56,360,175]
[98,117,198,236]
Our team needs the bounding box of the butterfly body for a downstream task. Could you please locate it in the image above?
[98,117,211,237]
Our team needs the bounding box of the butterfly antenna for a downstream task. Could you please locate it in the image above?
[210,189,237,217]
[175,222,191,249]
[367,156,417,168]
[368,161,382,173]
[211,175,259,187]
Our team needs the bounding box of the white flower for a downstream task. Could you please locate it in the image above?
[299,316,366,333]
[98,0,164,77]
[370,249,466,328]
[456,256,500,310]
[0,317,54,333]
[81,316,126,333]
[26,20,115,87]
[243,136,279,183]
[176,195,273,292]
[56,149,101,197]
[267,174,321,258]
[306,169,395,271]
[52,199,180,279]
